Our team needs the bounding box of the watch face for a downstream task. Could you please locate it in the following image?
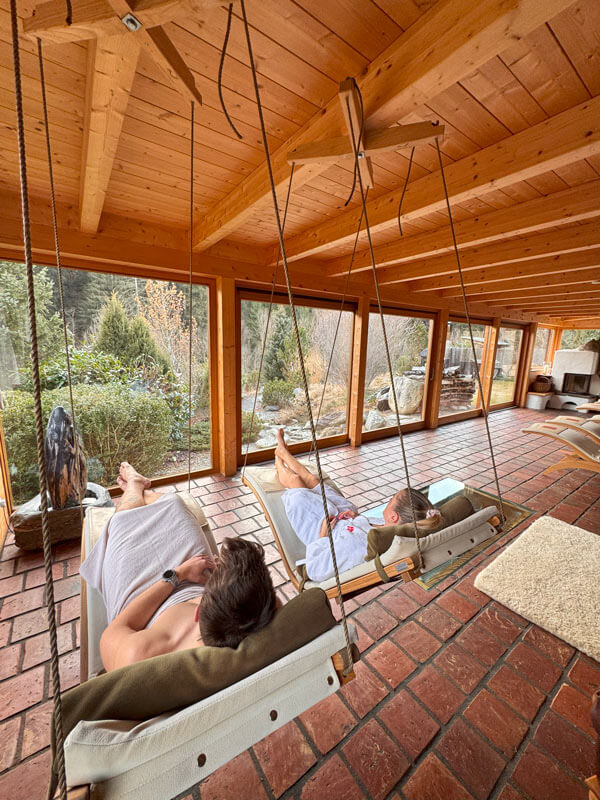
[163,569,176,581]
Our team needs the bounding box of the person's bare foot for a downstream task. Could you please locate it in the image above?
[116,476,127,492]
[119,462,151,489]
[275,428,287,460]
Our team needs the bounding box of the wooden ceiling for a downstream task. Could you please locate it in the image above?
[1,0,599,328]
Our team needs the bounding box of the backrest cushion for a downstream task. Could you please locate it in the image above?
[52,588,336,767]
[365,495,474,560]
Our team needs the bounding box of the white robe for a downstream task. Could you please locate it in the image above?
[282,485,382,582]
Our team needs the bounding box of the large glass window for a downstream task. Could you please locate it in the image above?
[560,328,600,349]
[439,321,488,417]
[532,327,551,369]
[490,326,523,407]
[0,261,211,505]
[363,312,432,432]
[240,297,353,453]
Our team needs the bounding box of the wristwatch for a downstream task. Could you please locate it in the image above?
[161,569,180,588]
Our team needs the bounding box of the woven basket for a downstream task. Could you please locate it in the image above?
[531,375,553,393]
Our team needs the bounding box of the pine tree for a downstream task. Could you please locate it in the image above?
[126,316,170,372]
[95,293,130,359]
[263,308,291,381]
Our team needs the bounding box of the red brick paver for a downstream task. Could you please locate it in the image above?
[0,408,598,800]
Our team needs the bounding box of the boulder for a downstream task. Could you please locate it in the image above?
[364,410,388,431]
[376,395,390,412]
[389,376,424,415]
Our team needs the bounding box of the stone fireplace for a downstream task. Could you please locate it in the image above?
[548,349,600,410]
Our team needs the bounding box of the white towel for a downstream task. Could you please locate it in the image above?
[282,485,381,582]
[80,494,210,627]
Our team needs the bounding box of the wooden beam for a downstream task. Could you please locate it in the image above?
[193,0,577,251]
[471,288,600,304]
[216,276,237,476]
[21,0,207,43]
[423,309,449,429]
[517,322,538,407]
[481,318,500,409]
[80,37,140,233]
[400,243,600,293]
[441,263,600,298]
[348,295,370,446]
[282,96,600,262]
[323,181,600,277]
[287,122,444,167]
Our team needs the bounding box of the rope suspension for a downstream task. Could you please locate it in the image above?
[342,81,424,569]
[241,162,296,480]
[397,146,415,236]
[434,137,506,524]
[218,3,243,140]
[37,38,85,535]
[239,0,354,674]
[9,3,67,797]
[187,100,195,492]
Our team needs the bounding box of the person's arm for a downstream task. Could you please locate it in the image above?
[100,554,214,671]
[319,514,337,538]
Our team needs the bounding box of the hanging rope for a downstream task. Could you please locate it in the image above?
[9,3,67,798]
[397,146,415,236]
[187,100,195,493]
[37,39,85,536]
[434,137,506,523]
[343,83,424,570]
[241,162,296,480]
[239,0,354,674]
[218,3,243,140]
[308,204,365,460]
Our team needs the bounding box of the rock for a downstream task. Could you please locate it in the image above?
[264,405,280,412]
[293,387,303,396]
[364,409,388,431]
[389,376,424,415]
[376,396,390,412]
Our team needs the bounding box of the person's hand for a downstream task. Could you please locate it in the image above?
[337,510,358,521]
[177,555,215,585]
[319,514,337,538]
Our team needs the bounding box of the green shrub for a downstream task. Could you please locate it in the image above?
[20,347,130,391]
[188,420,211,452]
[241,410,263,444]
[262,379,295,408]
[243,369,260,393]
[2,385,172,504]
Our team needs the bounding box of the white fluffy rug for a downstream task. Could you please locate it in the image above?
[474,516,600,661]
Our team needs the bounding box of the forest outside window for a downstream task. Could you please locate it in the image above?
[240,296,353,453]
[0,261,212,506]
[362,311,432,432]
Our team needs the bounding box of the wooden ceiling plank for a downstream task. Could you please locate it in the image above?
[322,180,600,276]
[444,266,600,298]
[549,0,600,96]
[282,95,600,262]
[407,249,600,293]
[80,36,140,233]
[192,0,577,251]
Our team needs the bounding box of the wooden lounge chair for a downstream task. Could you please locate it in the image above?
[522,421,600,475]
[576,402,600,413]
[549,415,600,443]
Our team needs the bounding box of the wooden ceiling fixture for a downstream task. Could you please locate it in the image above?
[287,78,444,190]
[21,0,212,233]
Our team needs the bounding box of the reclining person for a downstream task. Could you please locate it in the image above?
[80,463,278,671]
[275,429,444,582]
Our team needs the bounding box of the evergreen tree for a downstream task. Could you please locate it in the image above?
[126,316,170,372]
[263,308,291,381]
[96,293,130,359]
[0,261,64,383]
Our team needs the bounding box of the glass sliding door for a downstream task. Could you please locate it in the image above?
[240,296,353,454]
[0,260,212,505]
[531,326,552,370]
[439,320,490,417]
[363,311,432,432]
[490,326,524,407]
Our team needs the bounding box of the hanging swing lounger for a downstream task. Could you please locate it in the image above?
[243,464,500,597]
[63,499,358,800]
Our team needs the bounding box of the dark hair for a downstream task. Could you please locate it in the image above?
[390,488,442,530]
[199,537,277,648]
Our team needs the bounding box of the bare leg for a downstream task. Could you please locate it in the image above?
[275,429,319,489]
[275,455,308,490]
[115,463,151,513]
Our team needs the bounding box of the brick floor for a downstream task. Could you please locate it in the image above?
[0,407,599,799]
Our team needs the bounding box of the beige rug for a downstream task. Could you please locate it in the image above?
[475,516,600,662]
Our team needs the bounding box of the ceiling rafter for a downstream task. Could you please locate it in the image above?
[321,181,600,277]
[192,0,578,252]
[281,96,600,262]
